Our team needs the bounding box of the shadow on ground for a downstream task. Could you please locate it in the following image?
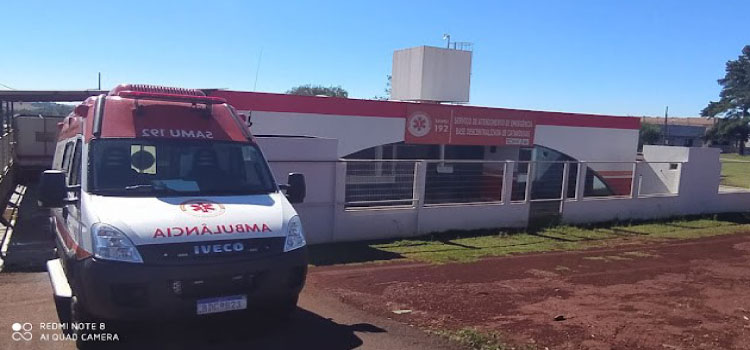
[308,243,404,266]
[1,183,56,272]
[84,308,385,350]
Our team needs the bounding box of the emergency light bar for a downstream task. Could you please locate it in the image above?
[109,84,226,105]
[116,90,226,105]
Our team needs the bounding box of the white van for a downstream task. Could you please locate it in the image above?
[41,84,308,330]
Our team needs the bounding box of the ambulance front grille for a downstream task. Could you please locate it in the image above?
[137,237,285,265]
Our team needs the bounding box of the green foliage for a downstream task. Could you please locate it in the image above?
[372,75,391,100]
[639,123,661,148]
[308,214,750,265]
[704,117,750,151]
[429,328,530,350]
[286,84,348,98]
[16,102,73,116]
[702,45,750,153]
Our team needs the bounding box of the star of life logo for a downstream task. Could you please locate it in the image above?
[407,112,431,137]
[179,199,226,217]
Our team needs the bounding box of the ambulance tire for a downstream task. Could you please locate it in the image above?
[70,296,97,350]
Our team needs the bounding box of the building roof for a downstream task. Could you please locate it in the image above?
[210,90,641,130]
[660,124,706,138]
[641,116,715,128]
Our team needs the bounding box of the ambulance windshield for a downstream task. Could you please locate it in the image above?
[89,139,276,196]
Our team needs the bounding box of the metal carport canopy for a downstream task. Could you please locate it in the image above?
[0,90,107,102]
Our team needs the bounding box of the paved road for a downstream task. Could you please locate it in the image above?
[0,271,460,350]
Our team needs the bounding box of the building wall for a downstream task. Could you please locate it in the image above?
[535,125,638,162]
[391,46,472,103]
[257,136,339,244]
[259,136,750,245]
[248,110,640,162]
[250,111,404,158]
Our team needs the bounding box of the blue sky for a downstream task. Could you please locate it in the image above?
[0,0,747,117]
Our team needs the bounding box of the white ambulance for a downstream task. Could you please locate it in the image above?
[41,84,308,328]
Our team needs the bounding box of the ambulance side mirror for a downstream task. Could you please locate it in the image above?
[38,170,72,208]
[285,173,306,204]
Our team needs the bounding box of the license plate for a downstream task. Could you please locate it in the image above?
[196,295,247,315]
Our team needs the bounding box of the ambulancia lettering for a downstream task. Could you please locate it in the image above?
[152,223,272,238]
[194,242,245,255]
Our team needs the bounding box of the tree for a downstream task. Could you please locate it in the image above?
[639,123,661,149]
[704,118,750,151]
[286,84,348,98]
[372,75,392,100]
[701,45,750,154]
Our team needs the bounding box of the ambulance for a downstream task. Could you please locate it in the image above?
[41,84,308,326]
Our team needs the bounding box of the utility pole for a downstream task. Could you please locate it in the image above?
[98,72,101,90]
[663,106,669,145]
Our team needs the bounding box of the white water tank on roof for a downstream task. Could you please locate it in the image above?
[390,45,472,103]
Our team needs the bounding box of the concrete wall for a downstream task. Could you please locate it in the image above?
[259,137,750,245]
[563,146,747,225]
[257,136,339,244]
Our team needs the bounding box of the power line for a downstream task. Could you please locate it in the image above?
[0,82,15,90]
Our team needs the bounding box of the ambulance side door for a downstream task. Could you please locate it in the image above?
[64,138,84,256]
[52,140,75,260]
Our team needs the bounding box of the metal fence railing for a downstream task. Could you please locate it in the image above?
[0,132,14,176]
[582,162,635,199]
[344,160,417,208]
[341,159,685,208]
[424,160,504,205]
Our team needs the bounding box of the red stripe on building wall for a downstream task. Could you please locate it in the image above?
[211,90,641,130]
[211,90,407,118]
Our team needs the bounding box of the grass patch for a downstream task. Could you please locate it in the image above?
[429,328,533,350]
[720,154,750,188]
[308,213,750,265]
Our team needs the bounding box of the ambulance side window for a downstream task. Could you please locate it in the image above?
[68,140,82,186]
[60,142,74,173]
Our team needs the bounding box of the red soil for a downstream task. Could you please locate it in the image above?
[308,234,750,349]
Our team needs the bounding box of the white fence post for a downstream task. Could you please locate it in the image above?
[413,160,427,236]
[414,161,427,208]
[524,161,535,203]
[502,161,515,205]
[559,162,570,214]
[630,162,640,199]
[331,161,348,242]
[575,161,587,200]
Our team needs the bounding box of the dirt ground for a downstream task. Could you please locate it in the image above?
[308,233,750,350]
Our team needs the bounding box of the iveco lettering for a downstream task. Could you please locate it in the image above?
[40,84,309,338]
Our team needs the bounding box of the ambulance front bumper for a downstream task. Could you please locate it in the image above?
[73,247,307,321]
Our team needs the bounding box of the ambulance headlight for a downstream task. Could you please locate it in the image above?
[283,216,306,252]
[91,223,143,263]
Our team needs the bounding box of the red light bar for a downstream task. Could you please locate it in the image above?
[110,84,206,97]
[116,90,227,105]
